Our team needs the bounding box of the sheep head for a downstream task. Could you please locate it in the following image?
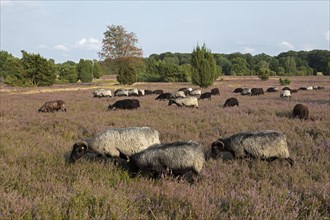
[69,140,89,163]
[210,140,225,159]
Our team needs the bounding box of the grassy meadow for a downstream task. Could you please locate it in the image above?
[0,76,329,219]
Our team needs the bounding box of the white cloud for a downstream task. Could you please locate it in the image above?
[53,44,69,51]
[242,47,255,54]
[279,41,294,50]
[325,31,330,41]
[74,38,101,50]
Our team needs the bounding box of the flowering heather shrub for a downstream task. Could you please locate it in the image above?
[0,76,329,219]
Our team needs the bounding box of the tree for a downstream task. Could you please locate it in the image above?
[99,25,143,84]
[230,57,249,76]
[77,59,93,82]
[92,60,104,79]
[191,44,217,88]
[20,50,56,86]
[58,61,78,83]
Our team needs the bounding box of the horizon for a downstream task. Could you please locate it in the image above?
[1,0,329,63]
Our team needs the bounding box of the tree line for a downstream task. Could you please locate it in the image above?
[0,24,329,87]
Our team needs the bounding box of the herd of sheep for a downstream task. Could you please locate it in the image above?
[37,83,325,180]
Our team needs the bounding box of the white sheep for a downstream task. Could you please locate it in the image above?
[128,88,139,96]
[280,90,291,98]
[307,86,313,91]
[189,89,202,96]
[172,91,186,98]
[93,89,112,97]
[168,97,199,108]
[69,127,160,163]
[211,130,294,166]
[114,89,129,96]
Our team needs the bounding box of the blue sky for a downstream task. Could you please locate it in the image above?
[1,0,329,63]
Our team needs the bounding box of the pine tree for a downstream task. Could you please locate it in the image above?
[77,59,93,82]
[191,44,217,88]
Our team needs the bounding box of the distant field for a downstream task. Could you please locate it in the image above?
[0,76,329,219]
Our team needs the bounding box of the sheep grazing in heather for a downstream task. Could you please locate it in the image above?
[280,90,291,98]
[211,88,220,96]
[69,127,160,163]
[299,87,307,91]
[189,89,202,97]
[168,97,199,108]
[155,92,172,101]
[93,89,112,98]
[199,92,212,100]
[251,88,264,96]
[211,130,294,166]
[138,89,145,96]
[233,88,243,93]
[127,141,207,178]
[128,88,139,96]
[172,91,186,98]
[114,89,129,97]
[38,100,66,113]
[144,89,154,95]
[224,97,239,107]
[266,87,278,93]
[307,86,313,91]
[178,88,190,95]
[282,87,292,91]
[292,104,309,120]
[241,88,251,96]
[108,99,140,110]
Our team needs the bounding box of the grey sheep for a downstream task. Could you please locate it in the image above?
[211,130,294,166]
[127,141,207,177]
[69,127,160,163]
[168,97,199,108]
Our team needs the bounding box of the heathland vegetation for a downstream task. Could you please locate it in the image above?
[0,75,329,218]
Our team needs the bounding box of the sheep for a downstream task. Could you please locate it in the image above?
[292,104,309,120]
[282,87,292,91]
[168,97,199,108]
[172,91,186,98]
[178,88,190,95]
[266,87,278,93]
[138,89,145,96]
[93,89,112,98]
[251,88,264,96]
[307,86,313,91]
[224,97,239,107]
[155,92,172,101]
[38,100,66,113]
[233,88,243,93]
[299,87,307,91]
[280,90,291,98]
[241,88,251,96]
[128,88,139,96]
[114,89,129,97]
[199,92,212,100]
[211,130,294,166]
[189,89,202,96]
[108,99,140,110]
[211,88,220,96]
[144,89,154,95]
[69,127,160,163]
[127,141,207,177]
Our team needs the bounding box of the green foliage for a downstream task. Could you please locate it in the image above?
[116,58,138,85]
[77,59,93,82]
[92,60,104,79]
[230,57,250,76]
[20,50,56,86]
[279,77,291,86]
[57,61,78,83]
[257,68,270,81]
[191,44,217,88]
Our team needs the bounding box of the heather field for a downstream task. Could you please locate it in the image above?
[0,76,329,219]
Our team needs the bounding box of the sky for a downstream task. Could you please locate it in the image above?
[1,0,329,63]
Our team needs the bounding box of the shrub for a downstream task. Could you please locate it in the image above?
[279,77,291,86]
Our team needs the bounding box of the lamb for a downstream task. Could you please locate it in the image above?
[69,127,160,163]
[211,130,294,166]
[224,97,239,107]
[127,141,207,177]
[38,100,66,113]
[292,104,309,120]
[168,97,199,108]
[280,90,291,98]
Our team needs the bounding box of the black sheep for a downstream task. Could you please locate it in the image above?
[224,97,239,107]
[199,92,212,100]
[292,104,309,120]
[108,99,140,110]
